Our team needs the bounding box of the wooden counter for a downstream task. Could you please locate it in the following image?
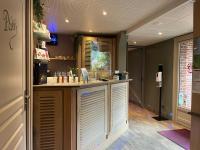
[33,80,130,150]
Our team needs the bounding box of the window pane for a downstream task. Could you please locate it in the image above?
[178,39,193,110]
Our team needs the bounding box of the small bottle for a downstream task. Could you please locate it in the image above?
[57,72,62,83]
[56,72,59,83]
[59,73,62,83]
[62,72,64,83]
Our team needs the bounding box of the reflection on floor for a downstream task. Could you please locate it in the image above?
[107,103,185,150]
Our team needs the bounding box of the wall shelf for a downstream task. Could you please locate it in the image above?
[49,57,76,61]
[34,31,51,42]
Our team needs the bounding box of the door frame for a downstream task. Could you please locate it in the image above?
[25,0,33,149]
[172,33,193,123]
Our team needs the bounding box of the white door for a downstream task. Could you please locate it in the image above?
[0,0,26,150]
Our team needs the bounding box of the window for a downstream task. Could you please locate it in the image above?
[178,39,193,110]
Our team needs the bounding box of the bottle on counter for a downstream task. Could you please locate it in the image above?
[61,72,66,83]
[123,71,129,80]
[113,70,120,80]
[56,72,62,83]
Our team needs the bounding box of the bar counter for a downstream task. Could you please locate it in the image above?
[33,79,131,87]
[33,79,131,150]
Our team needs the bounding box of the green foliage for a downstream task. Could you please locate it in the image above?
[33,0,44,23]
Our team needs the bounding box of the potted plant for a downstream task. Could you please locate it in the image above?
[33,0,44,24]
[33,0,51,41]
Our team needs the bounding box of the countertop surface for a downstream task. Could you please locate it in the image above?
[33,79,132,88]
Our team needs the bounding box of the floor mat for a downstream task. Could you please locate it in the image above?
[158,129,190,150]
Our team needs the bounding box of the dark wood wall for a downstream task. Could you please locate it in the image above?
[47,34,76,73]
[194,0,200,38]
[144,39,174,119]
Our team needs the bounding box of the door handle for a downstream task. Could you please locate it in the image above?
[24,90,30,111]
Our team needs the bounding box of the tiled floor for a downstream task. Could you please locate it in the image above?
[107,103,186,150]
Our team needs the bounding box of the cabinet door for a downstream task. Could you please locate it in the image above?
[111,82,128,133]
[77,86,107,150]
[33,90,63,150]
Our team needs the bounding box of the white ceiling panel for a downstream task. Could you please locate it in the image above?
[41,0,187,34]
[41,0,192,46]
[128,1,193,46]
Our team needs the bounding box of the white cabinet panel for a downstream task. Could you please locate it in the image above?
[77,86,107,150]
[77,82,129,150]
[111,82,128,133]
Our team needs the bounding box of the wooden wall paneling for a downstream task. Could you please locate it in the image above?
[81,37,85,68]
[97,37,113,52]
[194,0,200,38]
[63,87,77,150]
[78,36,117,73]
[192,93,200,114]
[84,37,97,70]
[107,84,112,137]
[191,116,200,150]
[97,37,115,73]
[76,37,82,70]
[112,38,117,72]
[84,41,92,70]
[191,92,200,148]
[81,37,91,68]
[71,88,77,150]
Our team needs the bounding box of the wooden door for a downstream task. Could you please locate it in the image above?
[0,0,26,149]
[128,48,144,105]
[191,1,200,149]
[194,0,200,38]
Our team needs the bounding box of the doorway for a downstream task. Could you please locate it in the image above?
[173,34,193,128]
[128,47,145,106]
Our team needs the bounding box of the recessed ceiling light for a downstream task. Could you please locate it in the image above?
[102,11,107,16]
[65,19,69,23]
[89,30,93,33]
[152,21,163,26]
[158,32,163,35]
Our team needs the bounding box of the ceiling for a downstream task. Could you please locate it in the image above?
[41,0,193,46]
[127,0,193,46]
